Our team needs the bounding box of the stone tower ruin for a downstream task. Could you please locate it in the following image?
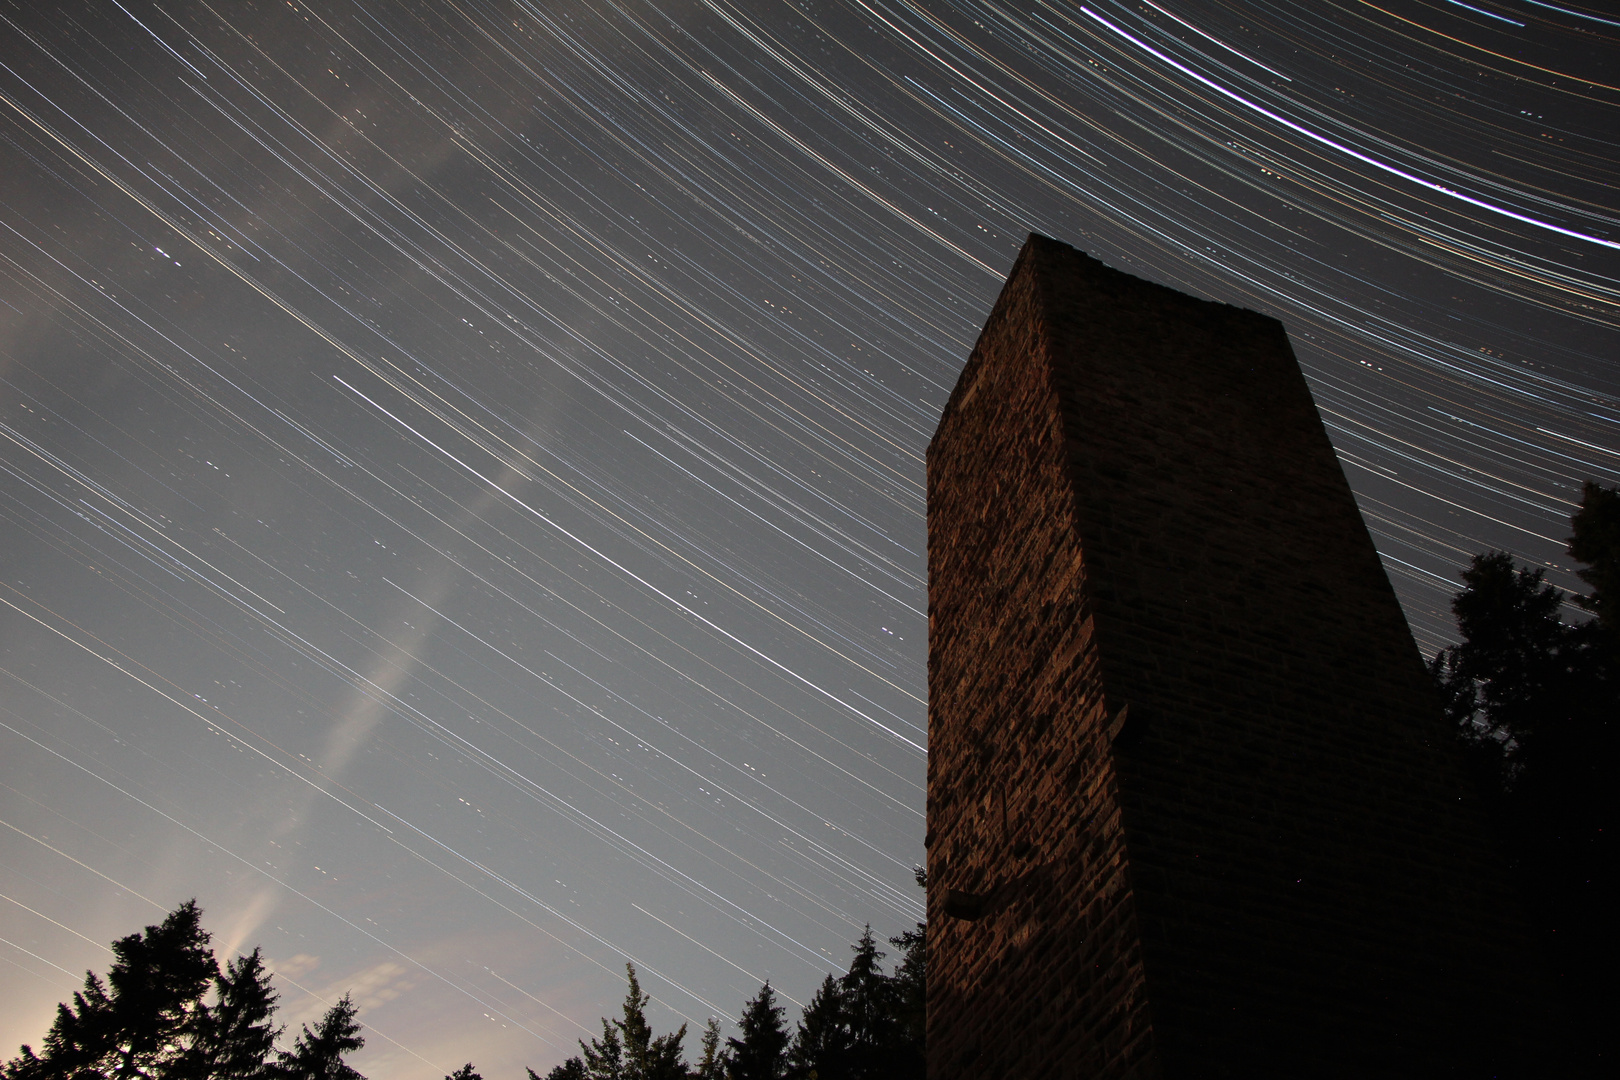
[926,235,1547,1077]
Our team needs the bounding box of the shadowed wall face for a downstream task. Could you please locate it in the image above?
[926,236,1546,1079]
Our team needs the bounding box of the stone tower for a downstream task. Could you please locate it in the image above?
[926,235,1547,1077]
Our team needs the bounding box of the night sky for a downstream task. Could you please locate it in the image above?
[1,0,1615,1075]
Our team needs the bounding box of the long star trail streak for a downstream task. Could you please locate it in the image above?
[0,1,1614,1076]
[331,373,925,750]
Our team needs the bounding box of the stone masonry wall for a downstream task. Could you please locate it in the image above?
[926,235,1550,1078]
[926,239,1156,1080]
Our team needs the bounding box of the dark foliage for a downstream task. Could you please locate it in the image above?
[574,965,685,1080]
[1431,482,1618,1072]
[784,974,847,1080]
[1569,480,1620,651]
[528,1059,586,1080]
[4,903,370,1080]
[532,871,925,1080]
[271,995,364,1080]
[579,1016,623,1080]
[884,932,925,1073]
[722,983,787,1080]
[182,948,281,1080]
[1429,551,1580,786]
[783,916,924,1080]
[9,858,926,1080]
[690,1020,722,1080]
[3,901,216,1080]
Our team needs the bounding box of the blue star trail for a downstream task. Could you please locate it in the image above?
[0,1,1614,1075]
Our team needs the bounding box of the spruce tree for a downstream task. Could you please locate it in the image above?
[181,947,281,1079]
[1570,480,1620,666]
[580,1017,624,1080]
[885,875,926,1079]
[640,1033,686,1080]
[1,902,397,1080]
[528,1059,586,1080]
[785,975,847,1080]
[3,974,117,1080]
[580,964,686,1080]
[1432,482,1618,1072]
[784,911,926,1080]
[723,982,787,1080]
[692,1018,723,1080]
[3,900,218,1079]
[841,928,897,1077]
[273,995,365,1080]
[113,900,218,1079]
[1429,551,1573,784]
[616,965,655,1078]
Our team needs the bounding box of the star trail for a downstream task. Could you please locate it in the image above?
[0,1,1614,1075]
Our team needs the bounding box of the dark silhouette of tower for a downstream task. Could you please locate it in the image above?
[926,235,1549,1078]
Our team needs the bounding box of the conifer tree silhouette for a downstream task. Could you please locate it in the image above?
[181,947,281,1079]
[3,900,216,1079]
[527,1058,586,1080]
[272,995,364,1080]
[1432,481,1618,1073]
[722,982,787,1080]
[576,965,686,1080]
[691,1018,723,1080]
[1570,480,1620,655]
[785,974,847,1080]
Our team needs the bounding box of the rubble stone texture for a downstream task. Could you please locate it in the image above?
[925,235,1549,1078]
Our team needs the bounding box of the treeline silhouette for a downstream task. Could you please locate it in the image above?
[533,901,923,1080]
[1,900,362,1080]
[1429,480,1617,1071]
[4,875,926,1080]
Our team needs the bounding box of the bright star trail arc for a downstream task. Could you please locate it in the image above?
[0,1,1614,1076]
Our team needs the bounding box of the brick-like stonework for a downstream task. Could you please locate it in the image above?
[926,235,1549,1078]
